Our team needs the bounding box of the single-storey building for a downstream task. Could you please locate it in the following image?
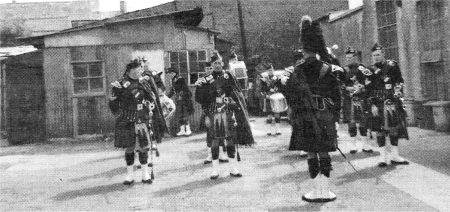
[25,7,221,139]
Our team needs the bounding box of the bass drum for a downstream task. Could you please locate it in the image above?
[269,92,288,113]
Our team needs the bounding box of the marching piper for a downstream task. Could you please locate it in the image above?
[109,59,167,185]
[343,47,373,154]
[195,51,254,179]
[367,43,409,167]
[281,15,342,202]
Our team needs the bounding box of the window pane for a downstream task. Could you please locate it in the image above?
[90,78,103,92]
[180,62,188,73]
[179,52,187,62]
[170,62,179,69]
[89,63,102,77]
[189,51,197,62]
[198,62,207,72]
[180,73,189,83]
[73,64,88,78]
[198,50,206,61]
[170,52,178,63]
[190,62,199,73]
[190,73,199,85]
[74,79,88,93]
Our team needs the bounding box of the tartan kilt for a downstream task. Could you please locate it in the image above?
[370,99,408,139]
[114,121,149,149]
[289,108,338,152]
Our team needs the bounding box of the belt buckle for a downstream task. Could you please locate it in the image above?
[314,97,326,111]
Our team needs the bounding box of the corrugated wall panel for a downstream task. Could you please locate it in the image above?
[43,48,72,137]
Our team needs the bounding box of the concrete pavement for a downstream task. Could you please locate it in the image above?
[1,117,449,211]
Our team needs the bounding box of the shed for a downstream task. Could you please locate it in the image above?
[38,7,219,138]
[0,47,45,145]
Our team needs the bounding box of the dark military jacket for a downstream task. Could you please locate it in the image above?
[195,70,255,146]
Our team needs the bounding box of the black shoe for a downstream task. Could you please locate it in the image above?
[219,159,229,163]
[123,180,134,185]
[136,165,141,169]
[148,163,153,167]
[142,179,152,184]
[204,160,212,164]
[391,160,409,165]
[210,174,219,180]
[378,162,388,167]
[230,173,242,177]
[362,149,374,153]
[267,133,272,136]
[276,132,281,135]
[350,150,357,154]
[302,195,336,203]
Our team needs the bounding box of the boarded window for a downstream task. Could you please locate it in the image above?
[169,50,208,85]
[375,0,399,61]
[72,62,105,94]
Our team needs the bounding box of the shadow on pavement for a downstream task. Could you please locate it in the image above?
[154,177,237,197]
[69,167,124,182]
[156,163,208,177]
[260,170,310,188]
[53,183,129,201]
[187,149,207,160]
[269,202,326,212]
[83,155,123,164]
[335,165,397,186]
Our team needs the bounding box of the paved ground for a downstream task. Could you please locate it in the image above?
[1,117,450,211]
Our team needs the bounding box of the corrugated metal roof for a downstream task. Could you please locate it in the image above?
[44,7,207,36]
[329,6,363,22]
[0,46,38,60]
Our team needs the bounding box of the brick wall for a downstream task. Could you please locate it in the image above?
[149,0,349,68]
[0,1,101,36]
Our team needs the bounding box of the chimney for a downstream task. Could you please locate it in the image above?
[120,1,127,14]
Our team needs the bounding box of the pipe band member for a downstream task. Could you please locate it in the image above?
[168,76,194,137]
[367,43,409,167]
[260,63,285,136]
[195,51,254,179]
[282,16,342,202]
[109,59,167,185]
[343,46,373,154]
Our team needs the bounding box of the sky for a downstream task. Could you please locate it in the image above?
[0,0,363,11]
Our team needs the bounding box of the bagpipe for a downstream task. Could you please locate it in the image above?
[348,76,365,98]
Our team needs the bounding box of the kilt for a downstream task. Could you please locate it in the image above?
[114,121,149,149]
[289,107,338,152]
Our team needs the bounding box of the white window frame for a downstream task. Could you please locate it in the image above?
[71,60,106,97]
[169,50,208,85]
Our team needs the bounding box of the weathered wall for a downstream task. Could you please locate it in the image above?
[43,48,72,137]
[146,0,349,68]
[43,15,215,137]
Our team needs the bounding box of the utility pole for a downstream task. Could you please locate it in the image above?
[236,0,248,63]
